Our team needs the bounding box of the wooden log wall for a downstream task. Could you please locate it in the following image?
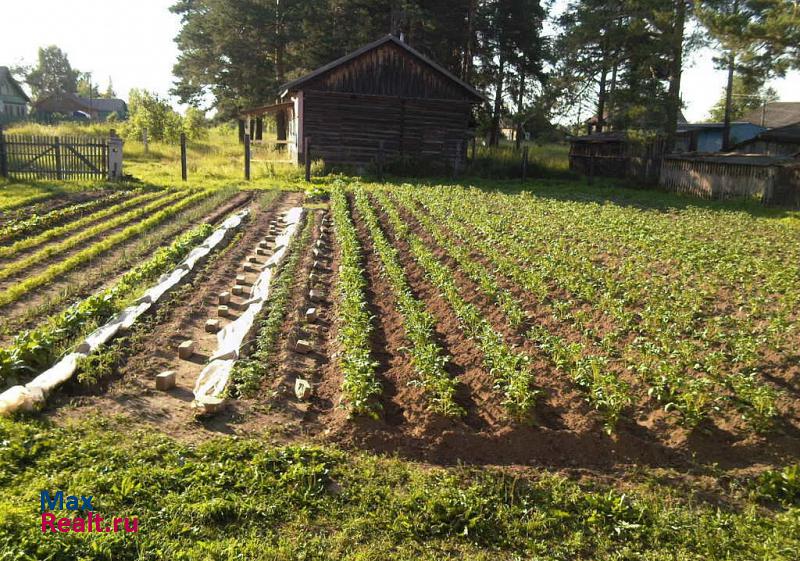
[302,90,471,170]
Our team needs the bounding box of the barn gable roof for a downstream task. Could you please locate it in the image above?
[279,35,484,102]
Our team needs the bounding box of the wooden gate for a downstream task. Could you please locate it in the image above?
[0,133,109,180]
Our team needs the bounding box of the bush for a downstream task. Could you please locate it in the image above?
[121,89,183,143]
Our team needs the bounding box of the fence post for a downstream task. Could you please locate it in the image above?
[244,133,251,181]
[180,133,187,181]
[521,146,529,182]
[0,126,7,178]
[108,129,124,180]
[304,137,311,182]
[54,137,63,180]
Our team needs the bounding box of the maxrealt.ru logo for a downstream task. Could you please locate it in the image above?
[40,491,138,533]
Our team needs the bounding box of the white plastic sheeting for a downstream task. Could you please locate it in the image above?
[0,209,250,416]
[193,207,305,407]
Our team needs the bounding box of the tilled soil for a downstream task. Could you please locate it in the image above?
[0,191,249,342]
[44,190,800,482]
[51,192,303,437]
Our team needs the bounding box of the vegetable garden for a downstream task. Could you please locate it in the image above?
[0,177,798,559]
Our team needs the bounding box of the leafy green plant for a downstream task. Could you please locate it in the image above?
[331,186,381,417]
[354,188,462,417]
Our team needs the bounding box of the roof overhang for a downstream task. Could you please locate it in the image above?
[239,101,294,118]
[278,35,485,103]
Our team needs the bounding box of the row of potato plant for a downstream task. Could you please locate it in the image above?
[330,185,381,417]
[449,186,785,430]
[0,190,213,307]
[374,190,537,420]
[393,187,631,431]
[406,184,785,432]
[353,188,462,418]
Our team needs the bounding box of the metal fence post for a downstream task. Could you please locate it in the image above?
[244,133,251,180]
[180,133,188,181]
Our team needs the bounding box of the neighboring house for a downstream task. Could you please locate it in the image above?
[673,122,765,153]
[33,92,127,120]
[742,101,800,129]
[240,34,484,171]
[733,123,800,157]
[0,66,30,120]
[584,110,688,135]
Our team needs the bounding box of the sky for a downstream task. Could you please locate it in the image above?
[1,0,798,122]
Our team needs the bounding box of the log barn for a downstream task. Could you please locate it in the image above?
[240,35,484,172]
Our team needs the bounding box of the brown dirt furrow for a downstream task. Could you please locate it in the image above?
[249,209,340,439]
[390,195,600,433]
[0,191,252,343]
[368,194,501,430]
[0,189,114,227]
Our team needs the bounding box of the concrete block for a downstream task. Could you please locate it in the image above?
[315,239,325,249]
[178,340,195,360]
[232,284,245,296]
[218,291,230,305]
[155,370,176,391]
[256,247,269,256]
[295,339,313,354]
[295,378,313,400]
[205,319,221,333]
[235,274,249,285]
[309,289,326,302]
[305,307,318,322]
[247,255,260,263]
[258,240,270,249]
[199,396,226,415]
[312,247,322,257]
[217,305,230,318]
[244,263,259,273]
[312,260,322,271]
[265,234,276,242]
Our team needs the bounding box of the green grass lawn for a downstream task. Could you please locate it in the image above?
[1,415,798,561]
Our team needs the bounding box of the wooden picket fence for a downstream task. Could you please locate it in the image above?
[0,130,109,180]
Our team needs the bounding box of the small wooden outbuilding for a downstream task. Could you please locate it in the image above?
[240,35,484,172]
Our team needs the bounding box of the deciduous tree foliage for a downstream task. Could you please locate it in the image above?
[24,46,81,100]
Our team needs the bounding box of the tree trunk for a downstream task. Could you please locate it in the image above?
[597,63,608,134]
[664,0,687,152]
[462,0,475,82]
[722,52,735,151]
[489,54,505,147]
[515,71,525,150]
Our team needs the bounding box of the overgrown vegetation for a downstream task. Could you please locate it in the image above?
[0,416,797,560]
